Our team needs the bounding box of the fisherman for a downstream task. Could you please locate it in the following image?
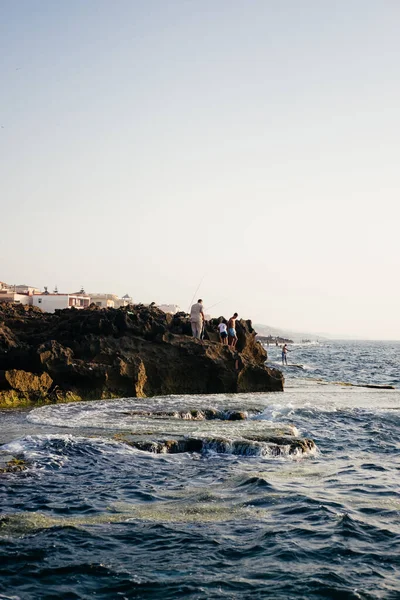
[228,313,238,348]
[281,343,288,365]
[217,319,228,344]
[190,298,205,340]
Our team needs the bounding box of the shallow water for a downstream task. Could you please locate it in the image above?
[1,342,400,599]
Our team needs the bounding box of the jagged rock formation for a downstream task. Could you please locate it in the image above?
[0,369,52,394]
[116,432,315,457]
[0,304,284,407]
[121,408,256,420]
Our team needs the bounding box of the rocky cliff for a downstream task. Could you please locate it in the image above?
[0,304,284,407]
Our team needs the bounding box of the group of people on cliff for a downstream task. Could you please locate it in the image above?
[190,299,238,348]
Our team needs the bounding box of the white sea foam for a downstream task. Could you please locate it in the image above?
[0,433,141,471]
[201,437,318,459]
[26,396,297,437]
[1,435,70,469]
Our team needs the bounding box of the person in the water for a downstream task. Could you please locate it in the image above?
[281,343,288,365]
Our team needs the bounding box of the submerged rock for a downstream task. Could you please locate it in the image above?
[0,304,284,406]
[0,454,28,474]
[123,408,256,421]
[119,432,316,457]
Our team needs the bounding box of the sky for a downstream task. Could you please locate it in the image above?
[1,1,399,340]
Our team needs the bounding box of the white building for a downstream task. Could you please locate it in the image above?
[114,294,133,308]
[0,290,31,305]
[32,293,90,313]
[89,293,118,308]
[88,293,133,309]
[0,282,40,294]
[158,304,181,314]
[15,284,40,294]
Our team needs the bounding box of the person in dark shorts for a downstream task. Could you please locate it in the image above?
[217,320,228,344]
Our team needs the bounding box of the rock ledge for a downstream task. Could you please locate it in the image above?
[0,304,284,407]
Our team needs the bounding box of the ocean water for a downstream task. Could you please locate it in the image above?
[1,341,400,599]
[268,339,400,388]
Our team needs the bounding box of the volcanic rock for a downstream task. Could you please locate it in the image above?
[0,304,284,407]
[0,454,28,473]
[0,369,52,393]
[118,433,315,457]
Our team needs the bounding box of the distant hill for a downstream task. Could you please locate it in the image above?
[253,323,327,343]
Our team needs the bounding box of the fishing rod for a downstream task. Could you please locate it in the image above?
[204,298,228,313]
[187,275,205,314]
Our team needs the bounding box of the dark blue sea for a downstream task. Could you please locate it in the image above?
[1,340,400,599]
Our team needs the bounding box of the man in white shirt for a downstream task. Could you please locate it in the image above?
[190,299,205,339]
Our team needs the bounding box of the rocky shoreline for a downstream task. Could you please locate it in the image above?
[0,304,284,408]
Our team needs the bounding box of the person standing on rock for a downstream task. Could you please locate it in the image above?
[217,319,228,345]
[190,299,205,340]
[228,313,238,348]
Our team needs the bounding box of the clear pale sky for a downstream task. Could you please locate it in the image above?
[1,1,399,339]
